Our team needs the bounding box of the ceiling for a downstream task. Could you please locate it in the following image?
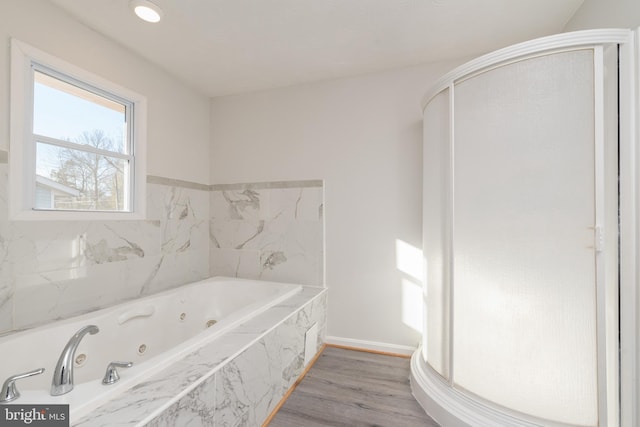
[49,0,584,97]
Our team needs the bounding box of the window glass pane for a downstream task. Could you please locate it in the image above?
[35,142,129,212]
[33,70,127,154]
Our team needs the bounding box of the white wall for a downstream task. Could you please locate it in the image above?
[210,61,463,349]
[564,0,640,31]
[0,0,211,334]
[0,0,210,185]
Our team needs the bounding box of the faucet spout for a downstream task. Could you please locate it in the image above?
[51,325,99,396]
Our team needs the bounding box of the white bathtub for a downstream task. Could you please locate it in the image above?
[0,277,301,421]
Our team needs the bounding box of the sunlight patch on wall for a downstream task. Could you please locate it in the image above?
[402,278,422,332]
[396,239,424,333]
[395,239,423,281]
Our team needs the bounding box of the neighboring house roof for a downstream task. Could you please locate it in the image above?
[35,175,81,197]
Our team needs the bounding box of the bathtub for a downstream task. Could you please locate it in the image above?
[0,277,303,422]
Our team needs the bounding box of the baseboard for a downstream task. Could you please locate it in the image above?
[324,335,417,356]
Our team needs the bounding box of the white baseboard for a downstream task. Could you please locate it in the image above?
[325,336,417,356]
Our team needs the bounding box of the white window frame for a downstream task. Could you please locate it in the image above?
[9,39,147,220]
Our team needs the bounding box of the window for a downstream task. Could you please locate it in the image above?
[10,39,146,220]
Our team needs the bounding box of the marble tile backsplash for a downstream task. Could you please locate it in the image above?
[210,182,324,286]
[0,153,325,335]
[0,159,210,334]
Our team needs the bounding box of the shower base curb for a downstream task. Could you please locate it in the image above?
[409,348,564,427]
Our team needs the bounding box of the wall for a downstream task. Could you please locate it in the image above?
[210,61,463,350]
[0,0,210,184]
[564,0,640,31]
[0,0,211,334]
[210,181,324,286]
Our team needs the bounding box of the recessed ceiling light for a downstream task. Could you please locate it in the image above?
[130,0,163,23]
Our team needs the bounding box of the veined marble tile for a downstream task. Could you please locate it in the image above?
[187,219,210,256]
[146,183,166,222]
[12,262,129,329]
[4,221,87,276]
[209,183,324,287]
[268,187,323,221]
[122,255,165,297]
[147,184,209,222]
[160,218,204,256]
[0,163,8,223]
[309,290,328,346]
[2,177,323,339]
[140,251,208,297]
[258,221,323,286]
[215,352,263,426]
[158,186,208,260]
[145,376,217,427]
[214,289,327,426]
[84,221,161,264]
[10,251,207,330]
[210,219,265,250]
[0,221,10,277]
[215,328,305,425]
[210,190,266,221]
[209,248,261,280]
[148,185,189,221]
[263,318,305,394]
[212,180,322,192]
[6,220,161,276]
[212,210,319,253]
[0,276,13,334]
[189,189,211,222]
[0,163,9,328]
[211,216,323,284]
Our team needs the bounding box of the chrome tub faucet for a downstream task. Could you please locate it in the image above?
[51,325,99,396]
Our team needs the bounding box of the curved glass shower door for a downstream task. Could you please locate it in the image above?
[421,43,620,427]
[453,49,598,425]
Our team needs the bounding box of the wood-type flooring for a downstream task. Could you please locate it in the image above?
[267,346,440,427]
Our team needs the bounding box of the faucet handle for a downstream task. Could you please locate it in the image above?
[1,368,45,403]
[102,361,133,385]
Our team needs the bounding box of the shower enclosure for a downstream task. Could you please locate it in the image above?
[411,29,638,427]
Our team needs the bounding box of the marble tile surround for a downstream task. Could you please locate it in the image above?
[210,182,324,286]
[0,162,210,334]
[0,151,325,335]
[73,286,327,427]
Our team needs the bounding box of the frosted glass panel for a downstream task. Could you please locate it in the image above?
[423,89,449,378]
[452,50,598,425]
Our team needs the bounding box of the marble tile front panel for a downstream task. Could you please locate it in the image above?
[73,286,327,427]
[139,288,327,427]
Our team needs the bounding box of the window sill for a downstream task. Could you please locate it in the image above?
[9,209,146,221]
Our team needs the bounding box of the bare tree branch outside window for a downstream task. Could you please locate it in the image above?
[49,129,125,210]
